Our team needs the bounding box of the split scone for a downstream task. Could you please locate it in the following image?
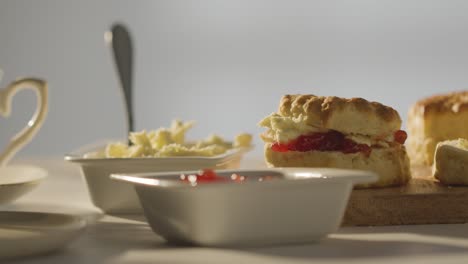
[259,94,411,188]
[433,139,468,185]
[407,91,468,166]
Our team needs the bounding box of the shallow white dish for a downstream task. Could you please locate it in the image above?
[0,211,87,259]
[111,168,377,246]
[0,165,47,204]
[65,142,251,214]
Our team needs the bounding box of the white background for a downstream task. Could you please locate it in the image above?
[1,0,467,158]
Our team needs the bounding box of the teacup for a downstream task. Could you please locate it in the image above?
[0,72,48,204]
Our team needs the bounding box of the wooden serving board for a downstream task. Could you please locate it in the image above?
[342,167,468,226]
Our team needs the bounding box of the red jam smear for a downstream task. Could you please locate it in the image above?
[271,131,371,156]
[180,169,275,184]
[180,169,249,184]
[180,169,230,183]
[272,130,408,156]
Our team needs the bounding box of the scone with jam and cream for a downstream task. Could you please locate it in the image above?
[259,94,411,188]
[407,90,468,166]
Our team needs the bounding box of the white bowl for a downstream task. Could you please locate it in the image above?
[111,168,377,246]
[65,142,251,214]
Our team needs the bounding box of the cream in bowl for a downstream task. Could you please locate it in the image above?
[65,120,253,214]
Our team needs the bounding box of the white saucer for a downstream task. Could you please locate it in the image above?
[0,165,47,204]
[0,211,87,259]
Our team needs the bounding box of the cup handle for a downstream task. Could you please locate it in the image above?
[0,78,48,166]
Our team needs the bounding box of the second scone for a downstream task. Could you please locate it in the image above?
[259,94,411,188]
[407,90,468,166]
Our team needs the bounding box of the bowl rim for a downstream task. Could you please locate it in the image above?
[110,167,378,190]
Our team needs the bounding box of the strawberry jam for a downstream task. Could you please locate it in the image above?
[180,169,229,183]
[271,131,372,157]
[180,169,275,184]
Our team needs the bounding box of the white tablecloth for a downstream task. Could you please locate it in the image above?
[3,158,468,264]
